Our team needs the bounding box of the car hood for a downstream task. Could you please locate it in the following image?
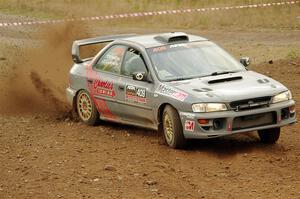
[167,71,287,102]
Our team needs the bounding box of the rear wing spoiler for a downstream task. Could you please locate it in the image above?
[71,34,137,64]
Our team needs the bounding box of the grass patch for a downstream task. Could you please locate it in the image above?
[286,50,299,59]
[0,0,299,29]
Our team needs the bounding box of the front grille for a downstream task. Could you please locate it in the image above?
[230,96,271,111]
[232,112,276,131]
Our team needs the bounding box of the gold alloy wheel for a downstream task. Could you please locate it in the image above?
[164,113,174,144]
[77,92,93,121]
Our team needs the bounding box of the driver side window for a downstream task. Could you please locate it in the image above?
[94,45,126,74]
[121,48,147,76]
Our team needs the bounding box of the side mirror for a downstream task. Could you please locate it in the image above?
[133,71,149,82]
[240,57,251,67]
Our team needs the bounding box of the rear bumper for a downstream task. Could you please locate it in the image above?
[179,100,296,139]
[66,87,76,106]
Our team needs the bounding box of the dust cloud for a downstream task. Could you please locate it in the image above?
[0,22,92,115]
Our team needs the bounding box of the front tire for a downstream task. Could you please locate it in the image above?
[258,127,280,144]
[162,105,186,149]
[76,90,100,126]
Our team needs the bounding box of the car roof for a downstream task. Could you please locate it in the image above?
[120,32,209,48]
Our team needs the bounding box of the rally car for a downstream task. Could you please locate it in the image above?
[66,32,296,148]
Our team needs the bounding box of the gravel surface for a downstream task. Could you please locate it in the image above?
[0,13,300,199]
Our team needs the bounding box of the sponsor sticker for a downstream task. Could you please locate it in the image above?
[156,84,188,101]
[93,79,115,97]
[180,112,195,119]
[169,43,186,48]
[152,46,167,53]
[185,120,195,132]
[126,85,146,104]
[227,122,232,132]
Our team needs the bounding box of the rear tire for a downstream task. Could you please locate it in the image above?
[162,105,187,149]
[76,90,100,126]
[258,127,280,144]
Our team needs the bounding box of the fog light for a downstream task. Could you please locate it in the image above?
[281,108,289,120]
[213,119,223,130]
[198,119,209,125]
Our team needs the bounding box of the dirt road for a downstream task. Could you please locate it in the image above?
[0,14,300,199]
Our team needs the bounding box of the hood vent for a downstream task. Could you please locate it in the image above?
[208,76,242,84]
[257,79,270,84]
[154,32,189,43]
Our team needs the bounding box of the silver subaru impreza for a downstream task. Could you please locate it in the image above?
[67,32,296,148]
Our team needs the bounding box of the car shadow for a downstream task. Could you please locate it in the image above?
[91,120,284,157]
[184,132,284,158]
[95,120,159,138]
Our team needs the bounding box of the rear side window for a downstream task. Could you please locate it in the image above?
[94,45,127,74]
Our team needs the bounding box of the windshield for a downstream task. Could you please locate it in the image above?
[147,41,246,81]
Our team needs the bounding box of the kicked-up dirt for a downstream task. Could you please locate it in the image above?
[0,14,300,199]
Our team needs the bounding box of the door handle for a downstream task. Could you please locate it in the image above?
[87,79,93,83]
[118,84,125,90]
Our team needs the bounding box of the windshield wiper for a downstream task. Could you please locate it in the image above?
[166,70,239,81]
[166,76,196,82]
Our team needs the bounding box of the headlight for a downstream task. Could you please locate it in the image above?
[272,90,292,104]
[192,103,227,113]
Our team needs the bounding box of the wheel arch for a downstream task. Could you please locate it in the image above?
[157,103,177,124]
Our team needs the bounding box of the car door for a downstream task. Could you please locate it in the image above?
[88,44,127,121]
[116,47,156,127]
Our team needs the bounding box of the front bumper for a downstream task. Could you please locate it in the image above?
[179,100,296,139]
